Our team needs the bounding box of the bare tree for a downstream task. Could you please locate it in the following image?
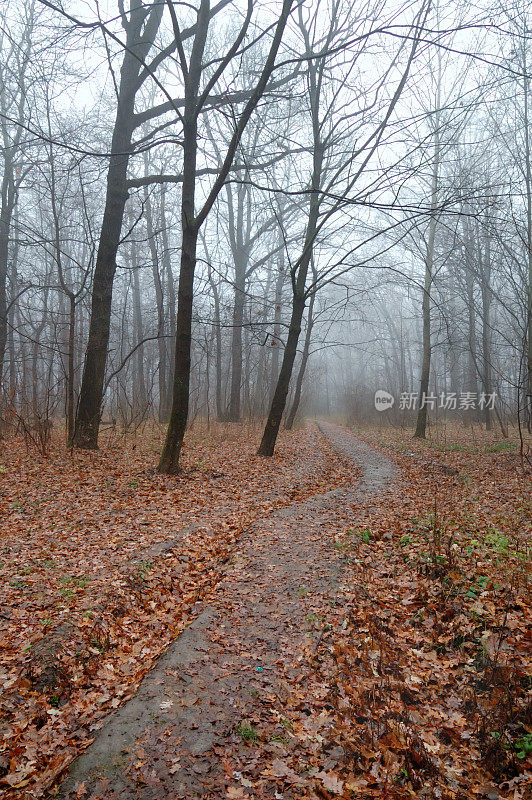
[157,0,294,473]
[259,0,431,455]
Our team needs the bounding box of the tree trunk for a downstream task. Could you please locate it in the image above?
[270,248,285,398]
[158,0,293,471]
[157,219,198,472]
[0,175,15,387]
[157,112,199,473]
[258,32,324,455]
[130,243,147,414]
[73,3,163,447]
[161,185,176,420]
[258,292,306,455]
[479,223,492,430]
[73,108,134,446]
[214,285,224,421]
[285,282,315,430]
[523,60,532,432]
[8,268,17,399]
[66,294,76,443]
[145,188,167,421]
[414,120,440,438]
[413,256,432,438]
[228,260,245,421]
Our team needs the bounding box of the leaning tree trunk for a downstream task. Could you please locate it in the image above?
[72,104,134,447]
[73,3,163,448]
[270,248,285,398]
[284,284,315,430]
[258,292,306,455]
[158,0,293,472]
[258,60,324,456]
[258,180,321,456]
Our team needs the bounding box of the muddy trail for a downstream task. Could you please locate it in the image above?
[56,424,396,799]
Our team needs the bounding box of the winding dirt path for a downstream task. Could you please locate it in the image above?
[57,424,396,799]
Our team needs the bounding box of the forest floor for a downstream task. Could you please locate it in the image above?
[0,420,530,799]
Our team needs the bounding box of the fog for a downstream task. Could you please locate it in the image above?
[0,0,530,466]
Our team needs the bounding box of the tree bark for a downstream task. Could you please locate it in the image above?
[270,246,285,398]
[413,249,433,438]
[258,171,321,456]
[523,57,532,432]
[130,240,147,414]
[157,211,198,472]
[257,5,325,455]
[158,0,294,472]
[228,259,246,421]
[145,187,167,421]
[479,220,492,430]
[284,285,315,430]
[73,1,164,448]
[414,101,441,438]
[259,292,306,454]
[0,168,15,387]
[161,185,176,420]
[66,294,76,441]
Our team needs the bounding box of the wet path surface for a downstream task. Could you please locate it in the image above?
[57,424,396,799]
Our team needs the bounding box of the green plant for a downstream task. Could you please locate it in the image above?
[135,560,154,581]
[514,733,532,759]
[484,531,509,555]
[393,768,408,783]
[236,722,258,742]
[333,540,350,550]
[485,441,516,453]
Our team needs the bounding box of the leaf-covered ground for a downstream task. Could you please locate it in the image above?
[0,421,530,799]
[281,423,531,799]
[0,423,352,797]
